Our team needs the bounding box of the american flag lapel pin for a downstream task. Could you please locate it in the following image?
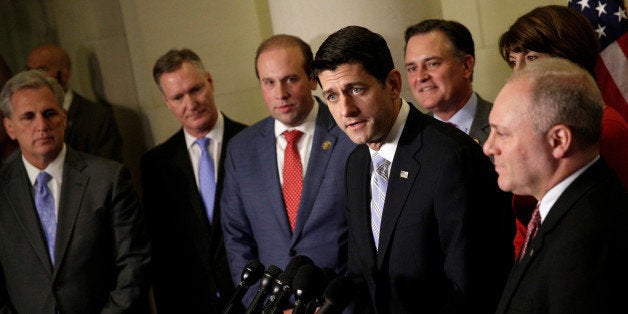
[400,170,409,179]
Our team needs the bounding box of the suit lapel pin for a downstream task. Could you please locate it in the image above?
[322,141,332,150]
[474,138,480,144]
[400,170,408,179]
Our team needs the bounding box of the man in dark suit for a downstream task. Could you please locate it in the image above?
[141,49,246,313]
[220,34,355,309]
[404,19,491,146]
[0,70,150,313]
[485,58,628,313]
[27,44,123,161]
[312,26,512,313]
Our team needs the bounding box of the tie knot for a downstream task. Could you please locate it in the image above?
[195,137,211,153]
[36,171,52,187]
[372,154,390,177]
[283,130,303,144]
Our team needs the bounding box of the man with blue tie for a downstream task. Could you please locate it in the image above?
[0,70,150,312]
[141,49,246,313]
[220,34,356,310]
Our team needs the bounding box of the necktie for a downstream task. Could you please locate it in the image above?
[35,171,56,265]
[370,154,390,250]
[196,137,216,223]
[518,204,541,262]
[282,130,303,232]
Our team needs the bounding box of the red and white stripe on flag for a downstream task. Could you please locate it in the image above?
[568,0,628,122]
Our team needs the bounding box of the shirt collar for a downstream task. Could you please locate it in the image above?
[538,155,600,222]
[274,97,318,138]
[63,89,73,111]
[184,111,224,148]
[24,144,66,186]
[434,92,476,134]
[369,99,410,163]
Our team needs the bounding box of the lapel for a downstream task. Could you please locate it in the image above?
[292,100,338,243]
[352,145,380,268]
[468,94,492,146]
[377,106,423,267]
[54,148,88,276]
[256,117,293,238]
[3,158,54,272]
[499,159,608,303]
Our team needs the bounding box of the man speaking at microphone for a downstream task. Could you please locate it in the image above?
[312,26,512,313]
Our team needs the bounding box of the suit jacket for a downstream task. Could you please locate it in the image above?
[346,104,513,313]
[0,148,150,313]
[140,114,246,313]
[496,158,628,313]
[221,99,356,306]
[427,92,492,147]
[469,94,492,147]
[65,92,123,161]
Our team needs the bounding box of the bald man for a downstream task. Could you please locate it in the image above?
[27,44,123,161]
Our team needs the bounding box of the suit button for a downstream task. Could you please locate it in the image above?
[289,250,296,257]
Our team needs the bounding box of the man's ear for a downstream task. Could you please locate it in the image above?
[386,69,402,99]
[3,117,16,140]
[547,124,572,159]
[462,55,474,80]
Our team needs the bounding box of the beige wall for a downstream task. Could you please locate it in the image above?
[27,0,567,184]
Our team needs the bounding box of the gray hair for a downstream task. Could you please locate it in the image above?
[0,70,65,118]
[511,58,603,147]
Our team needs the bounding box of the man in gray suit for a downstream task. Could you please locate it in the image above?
[221,34,356,309]
[404,19,491,146]
[0,70,150,313]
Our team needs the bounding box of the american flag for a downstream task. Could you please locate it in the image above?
[568,0,628,121]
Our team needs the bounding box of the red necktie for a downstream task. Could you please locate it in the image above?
[518,204,541,262]
[282,130,303,232]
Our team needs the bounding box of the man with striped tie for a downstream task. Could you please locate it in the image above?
[313,25,512,313]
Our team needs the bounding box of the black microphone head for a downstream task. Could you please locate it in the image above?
[323,276,357,309]
[281,255,314,285]
[292,264,324,302]
[241,259,265,287]
[260,265,283,289]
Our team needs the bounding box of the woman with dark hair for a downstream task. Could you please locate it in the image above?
[499,5,628,258]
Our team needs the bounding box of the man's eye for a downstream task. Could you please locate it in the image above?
[351,87,363,95]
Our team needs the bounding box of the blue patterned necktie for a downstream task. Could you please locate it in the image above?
[370,154,390,250]
[196,137,216,223]
[35,171,56,265]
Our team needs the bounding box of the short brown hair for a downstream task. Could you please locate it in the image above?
[153,48,206,89]
[498,5,600,78]
[254,34,313,79]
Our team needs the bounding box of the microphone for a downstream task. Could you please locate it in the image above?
[317,276,357,314]
[261,255,314,314]
[306,267,338,313]
[292,264,324,314]
[222,259,265,314]
[245,265,283,314]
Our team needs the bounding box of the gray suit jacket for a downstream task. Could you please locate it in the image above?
[65,92,123,161]
[221,98,356,305]
[427,93,492,147]
[469,94,492,147]
[0,148,150,313]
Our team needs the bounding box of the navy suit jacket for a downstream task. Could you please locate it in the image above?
[496,158,628,313]
[0,148,150,313]
[221,99,356,306]
[346,104,512,313]
[141,114,246,313]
